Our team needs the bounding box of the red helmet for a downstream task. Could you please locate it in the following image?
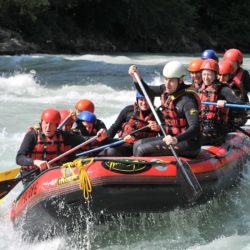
[59,109,74,126]
[218,61,235,75]
[75,99,95,113]
[41,109,61,124]
[188,58,203,72]
[200,59,219,73]
[223,49,243,64]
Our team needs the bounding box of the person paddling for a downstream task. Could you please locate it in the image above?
[129,61,201,158]
[218,61,248,130]
[223,48,250,102]
[198,59,245,145]
[100,91,162,156]
[71,110,108,155]
[72,111,108,138]
[16,108,102,186]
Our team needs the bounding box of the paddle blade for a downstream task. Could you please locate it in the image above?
[177,160,202,202]
[0,167,20,182]
[0,178,20,200]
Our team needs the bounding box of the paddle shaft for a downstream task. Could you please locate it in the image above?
[76,125,149,157]
[203,101,250,136]
[77,139,124,156]
[49,135,98,165]
[232,124,250,137]
[57,115,71,130]
[134,73,201,194]
[202,101,250,109]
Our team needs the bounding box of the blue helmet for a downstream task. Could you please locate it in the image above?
[201,49,218,61]
[78,111,96,124]
[136,91,145,99]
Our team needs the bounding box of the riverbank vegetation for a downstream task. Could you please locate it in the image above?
[0,0,250,54]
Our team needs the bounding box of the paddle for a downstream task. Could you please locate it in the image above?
[0,167,20,182]
[0,169,38,200]
[201,101,250,109]
[76,125,149,157]
[57,113,73,130]
[202,101,250,137]
[134,72,202,202]
[0,135,98,200]
[230,124,250,137]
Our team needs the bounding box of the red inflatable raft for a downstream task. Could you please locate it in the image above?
[10,130,250,240]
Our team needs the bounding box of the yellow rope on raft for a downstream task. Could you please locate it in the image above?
[61,161,77,178]
[73,158,94,200]
[60,158,94,200]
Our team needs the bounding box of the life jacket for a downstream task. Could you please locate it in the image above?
[199,82,229,124]
[118,103,158,140]
[161,88,201,136]
[26,124,66,167]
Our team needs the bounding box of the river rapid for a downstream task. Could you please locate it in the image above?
[1,53,250,250]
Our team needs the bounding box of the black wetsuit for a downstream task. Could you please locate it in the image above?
[99,105,162,156]
[133,80,201,158]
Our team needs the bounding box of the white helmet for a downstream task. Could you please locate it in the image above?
[163,61,187,78]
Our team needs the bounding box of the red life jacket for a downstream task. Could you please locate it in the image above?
[161,89,201,136]
[199,82,229,124]
[230,68,244,97]
[28,125,66,165]
[118,103,158,140]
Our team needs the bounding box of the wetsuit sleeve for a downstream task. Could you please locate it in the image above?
[219,86,246,114]
[96,119,107,130]
[16,130,37,166]
[108,105,134,138]
[134,79,165,97]
[175,95,200,142]
[62,131,87,147]
[220,86,245,104]
[242,70,250,92]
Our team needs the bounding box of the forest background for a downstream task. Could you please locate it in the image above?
[0,0,249,54]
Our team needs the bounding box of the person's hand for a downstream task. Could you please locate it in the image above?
[69,110,77,121]
[128,65,141,83]
[163,135,178,145]
[123,135,136,144]
[148,120,160,132]
[33,160,50,171]
[217,100,227,108]
[96,128,108,142]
